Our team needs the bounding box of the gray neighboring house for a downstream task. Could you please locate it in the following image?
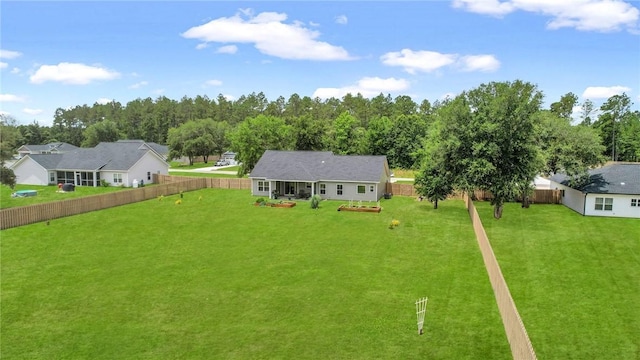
[249,150,391,201]
[16,142,78,158]
[550,163,640,218]
[11,140,169,187]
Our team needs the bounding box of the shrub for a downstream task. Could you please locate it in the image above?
[0,166,16,189]
[100,179,110,187]
[256,197,266,204]
[389,219,400,229]
[310,194,321,209]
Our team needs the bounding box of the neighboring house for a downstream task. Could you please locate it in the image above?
[16,142,78,158]
[221,151,237,165]
[550,163,640,218]
[10,140,169,187]
[249,150,391,201]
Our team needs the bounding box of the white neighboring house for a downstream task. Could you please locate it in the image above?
[221,151,237,165]
[10,140,169,187]
[549,163,640,218]
[249,150,391,201]
[16,142,78,158]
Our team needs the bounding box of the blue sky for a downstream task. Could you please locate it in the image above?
[1,0,639,126]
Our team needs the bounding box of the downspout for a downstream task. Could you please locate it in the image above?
[583,192,587,216]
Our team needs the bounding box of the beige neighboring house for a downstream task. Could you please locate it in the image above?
[11,140,169,187]
[249,150,391,201]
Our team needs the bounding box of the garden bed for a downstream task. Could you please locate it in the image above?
[337,204,381,213]
[255,201,296,208]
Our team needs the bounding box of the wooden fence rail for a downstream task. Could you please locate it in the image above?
[464,193,537,360]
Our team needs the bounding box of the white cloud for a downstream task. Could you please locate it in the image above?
[381,49,457,74]
[335,15,348,25]
[30,62,120,85]
[196,43,209,50]
[181,10,353,61]
[0,49,22,59]
[11,67,20,74]
[452,0,515,16]
[203,79,223,87]
[0,62,7,69]
[0,94,26,102]
[0,110,10,117]
[96,98,113,105]
[217,45,238,54]
[23,108,43,116]
[453,0,639,32]
[381,48,500,74]
[129,81,149,89]
[582,85,631,99]
[153,88,165,95]
[459,54,501,72]
[313,77,410,99]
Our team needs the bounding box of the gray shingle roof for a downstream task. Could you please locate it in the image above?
[249,150,388,182]
[23,141,166,171]
[550,163,640,195]
[22,154,65,170]
[18,142,78,153]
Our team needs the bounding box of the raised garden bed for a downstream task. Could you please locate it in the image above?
[255,201,296,208]
[337,204,381,213]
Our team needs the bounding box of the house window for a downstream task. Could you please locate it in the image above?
[49,171,56,184]
[147,171,151,181]
[337,184,343,196]
[631,199,638,207]
[604,198,613,211]
[113,173,123,184]
[320,184,326,195]
[595,197,613,211]
[369,185,374,192]
[258,181,268,192]
[357,185,366,194]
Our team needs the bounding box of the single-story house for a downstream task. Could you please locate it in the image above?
[549,163,640,218]
[16,142,78,158]
[249,150,391,201]
[11,140,169,187]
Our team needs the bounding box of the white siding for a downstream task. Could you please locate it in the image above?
[551,181,586,215]
[125,152,169,187]
[12,157,49,185]
[322,182,378,202]
[584,194,640,218]
[251,179,270,197]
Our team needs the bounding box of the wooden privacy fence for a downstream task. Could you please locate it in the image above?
[0,177,207,230]
[0,175,252,230]
[388,183,561,204]
[464,193,537,360]
[156,174,251,189]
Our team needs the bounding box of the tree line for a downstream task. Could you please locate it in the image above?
[1,82,639,214]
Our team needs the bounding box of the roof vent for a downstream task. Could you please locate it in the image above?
[620,182,625,186]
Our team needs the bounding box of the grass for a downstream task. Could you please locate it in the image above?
[0,184,127,210]
[168,161,217,169]
[392,169,416,179]
[1,190,510,359]
[168,172,244,178]
[476,202,640,360]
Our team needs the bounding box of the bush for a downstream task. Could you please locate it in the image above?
[100,179,110,187]
[0,166,16,189]
[256,197,266,204]
[310,194,321,209]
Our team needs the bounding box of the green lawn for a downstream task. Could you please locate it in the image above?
[0,184,128,210]
[168,171,244,178]
[476,202,640,359]
[1,191,509,359]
